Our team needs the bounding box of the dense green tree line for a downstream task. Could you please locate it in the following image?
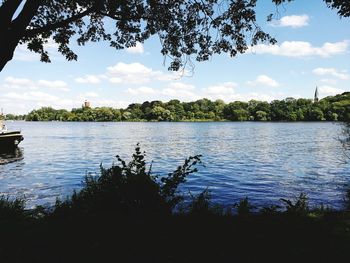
[7,92,350,122]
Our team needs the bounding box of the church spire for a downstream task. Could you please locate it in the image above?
[314,86,319,103]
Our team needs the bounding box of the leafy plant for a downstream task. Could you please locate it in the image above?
[260,205,282,215]
[187,188,212,215]
[344,187,350,211]
[0,196,27,221]
[53,144,202,216]
[160,154,202,209]
[280,193,309,216]
[235,197,255,217]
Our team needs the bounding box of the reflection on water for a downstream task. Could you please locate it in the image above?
[0,148,24,165]
[0,122,349,209]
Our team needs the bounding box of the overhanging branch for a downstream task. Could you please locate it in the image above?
[12,0,43,32]
[23,7,95,38]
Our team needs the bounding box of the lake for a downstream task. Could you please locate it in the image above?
[0,121,349,209]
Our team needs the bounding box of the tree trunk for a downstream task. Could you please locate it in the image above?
[0,0,23,71]
[0,31,18,72]
[0,0,42,72]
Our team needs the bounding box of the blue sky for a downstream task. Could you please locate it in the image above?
[0,1,349,114]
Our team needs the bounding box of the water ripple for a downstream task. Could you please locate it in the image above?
[0,121,349,209]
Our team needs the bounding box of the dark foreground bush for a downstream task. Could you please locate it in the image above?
[345,187,350,211]
[53,144,202,217]
[0,196,27,221]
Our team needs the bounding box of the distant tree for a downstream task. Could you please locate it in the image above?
[255,110,268,121]
[270,100,288,121]
[31,112,40,121]
[213,99,225,117]
[223,102,250,121]
[233,109,250,121]
[150,106,167,121]
[1,0,348,72]
[308,107,325,121]
[122,111,132,121]
[127,103,144,120]
[330,112,339,121]
[5,113,24,120]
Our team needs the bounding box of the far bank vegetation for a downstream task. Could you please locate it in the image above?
[6,92,350,122]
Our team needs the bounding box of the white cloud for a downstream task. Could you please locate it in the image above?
[243,93,277,102]
[161,88,199,101]
[158,82,199,101]
[320,79,338,85]
[75,75,102,84]
[38,80,69,91]
[81,92,99,98]
[271,15,309,28]
[3,91,58,102]
[126,42,144,54]
[125,81,281,104]
[1,80,132,114]
[313,67,349,80]
[109,77,123,84]
[5,76,33,86]
[107,62,170,84]
[106,62,176,84]
[166,82,195,90]
[200,82,278,102]
[75,62,177,86]
[203,82,237,96]
[248,40,349,58]
[247,75,280,87]
[127,86,156,95]
[108,62,152,75]
[319,85,345,96]
[3,77,69,91]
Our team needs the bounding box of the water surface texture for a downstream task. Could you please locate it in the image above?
[0,122,349,209]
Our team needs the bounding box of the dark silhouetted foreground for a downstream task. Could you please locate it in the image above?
[1,145,350,262]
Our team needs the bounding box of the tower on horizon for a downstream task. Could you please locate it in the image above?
[314,86,319,103]
[83,100,91,108]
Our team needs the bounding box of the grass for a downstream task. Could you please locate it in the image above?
[1,208,350,262]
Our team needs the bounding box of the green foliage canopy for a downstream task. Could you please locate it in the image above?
[0,0,349,71]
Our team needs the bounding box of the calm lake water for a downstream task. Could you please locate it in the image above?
[0,121,349,209]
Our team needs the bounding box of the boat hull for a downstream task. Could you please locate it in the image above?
[0,131,24,151]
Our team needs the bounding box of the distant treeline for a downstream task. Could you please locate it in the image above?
[6,92,350,122]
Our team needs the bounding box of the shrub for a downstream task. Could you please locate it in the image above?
[235,197,255,216]
[0,196,27,221]
[344,187,350,211]
[260,205,281,215]
[187,188,212,215]
[53,144,202,216]
[280,193,309,216]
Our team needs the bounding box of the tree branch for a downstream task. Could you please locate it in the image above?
[22,6,95,38]
[11,0,43,32]
[98,11,143,21]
